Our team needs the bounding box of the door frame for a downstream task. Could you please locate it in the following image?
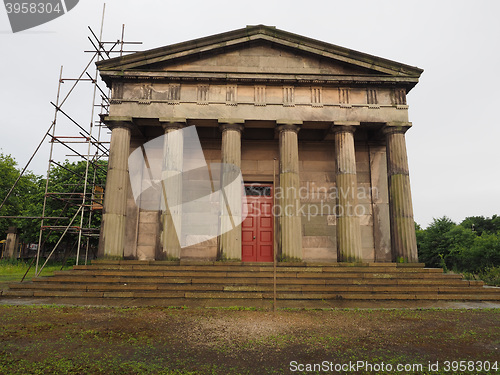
[242,183,274,262]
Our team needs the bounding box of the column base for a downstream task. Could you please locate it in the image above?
[101,213,126,259]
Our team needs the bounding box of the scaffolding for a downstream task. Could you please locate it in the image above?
[0,4,142,276]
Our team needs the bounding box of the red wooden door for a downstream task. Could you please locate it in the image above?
[241,185,274,262]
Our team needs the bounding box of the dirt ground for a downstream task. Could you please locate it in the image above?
[0,305,498,374]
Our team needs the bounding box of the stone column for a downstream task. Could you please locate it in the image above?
[384,122,418,262]
[368,142,392,262]
[333,122,363,262]
[160,118,185,259]
[277,120,302,261]
[99,117,132,258]
[218,119,244,260]
[3,227,18,259]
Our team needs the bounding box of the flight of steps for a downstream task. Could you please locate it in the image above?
[2,260,499,308]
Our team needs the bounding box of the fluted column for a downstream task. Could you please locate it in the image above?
[277,120,302,261]
[218,119,244,260]
[160,118,185,259]
[99,117,132,258]
[384,122,418,262]
[333,122,362,262]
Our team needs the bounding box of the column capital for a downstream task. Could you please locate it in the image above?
[219,119,245,133]
[160,117,186,131]
[332,122,359,135]
[276,119,302,133]
[103,116,134,131]
[6,226,17,234]
[333,121,360,127]
[383,122,412,135]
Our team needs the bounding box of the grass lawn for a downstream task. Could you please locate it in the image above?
[0,305,498,374]
[0,260,73,291]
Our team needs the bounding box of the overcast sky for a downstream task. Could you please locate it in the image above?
[1,0,499,228]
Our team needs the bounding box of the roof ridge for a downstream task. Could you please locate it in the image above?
[96,25,423,79]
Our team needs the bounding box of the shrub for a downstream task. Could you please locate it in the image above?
[478,267,500,287]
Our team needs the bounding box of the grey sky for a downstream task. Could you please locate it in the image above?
[1,0,499,228]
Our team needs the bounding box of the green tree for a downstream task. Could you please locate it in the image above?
[459,233,500,273]
[0,154,106,256]
[417,215,500,282]
[442,225,477,271]
[40,160,107,248]
[460,215,500,236]
[417,216,457,268]
[0,153,43,243]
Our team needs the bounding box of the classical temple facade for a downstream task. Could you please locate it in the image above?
[96,25,423,263]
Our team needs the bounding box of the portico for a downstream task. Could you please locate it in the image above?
[96,25,423,264]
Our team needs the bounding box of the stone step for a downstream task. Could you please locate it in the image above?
[3,288,499,301]
[32,276,467,289]
[10,281,496,295]
[469,280,485,286]
[261,293,500,301]
[90,260,427,268]
[83,261,429,268]
[30,274,472,287]
[3,289,263,299]
[3,262,498,305]
[52,269,456,280]
[73,264,444,274]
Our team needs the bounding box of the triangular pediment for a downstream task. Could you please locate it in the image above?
[140,41,384,76]
[97,25,422,84]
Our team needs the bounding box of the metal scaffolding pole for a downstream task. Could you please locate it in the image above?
[0,6,142,275]
[35,66,63,276]
[76,3,106,265]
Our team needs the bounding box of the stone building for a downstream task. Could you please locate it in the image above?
[96,25,423,263]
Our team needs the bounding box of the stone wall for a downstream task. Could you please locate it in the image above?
[296,136,391,263]
[122,131,391,262]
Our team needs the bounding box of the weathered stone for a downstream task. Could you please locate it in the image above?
[160,119,185,259]
[278,121,303,260]
[384,124,418,263]
[218,120,244,260]
[302,236,335,249]
[96,26,422,266]
[99,119,132,259]
[333,124,362,262]
[3,227,18,259]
